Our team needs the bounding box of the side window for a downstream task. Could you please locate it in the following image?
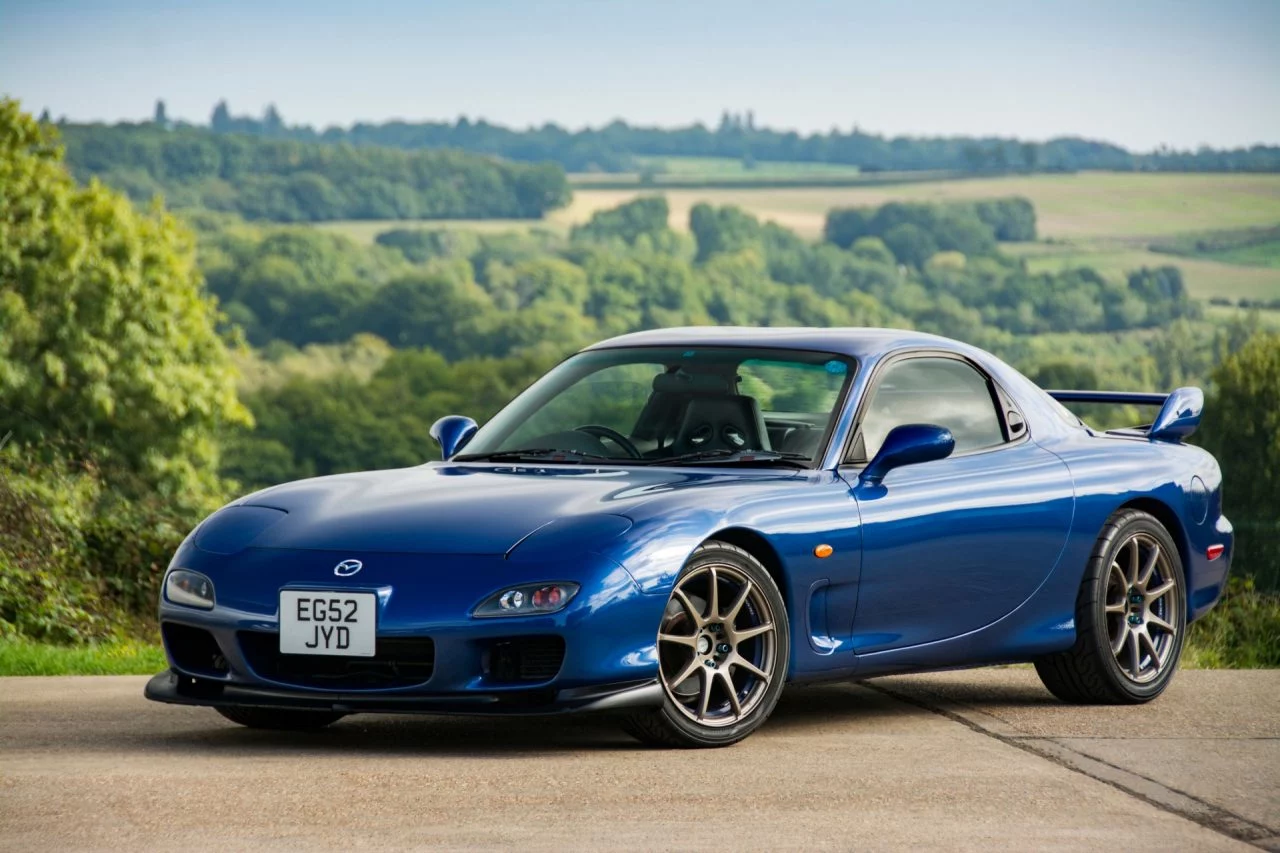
[855,357,1007,460]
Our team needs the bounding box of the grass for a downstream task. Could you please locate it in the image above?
[1002,241,1280,303]
[0,638,166,676]
[1148,225,1280,270]
[1204,240,1280,269]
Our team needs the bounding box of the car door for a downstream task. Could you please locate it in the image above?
[842,352,1073,654]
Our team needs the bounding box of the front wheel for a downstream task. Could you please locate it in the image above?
[623,540,789,748]
[1035,509,1186,704]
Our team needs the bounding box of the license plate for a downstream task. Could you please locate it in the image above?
[279,591,377,657]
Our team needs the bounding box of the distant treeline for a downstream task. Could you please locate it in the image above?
[58,123,571,222]
[105,100,1280,173]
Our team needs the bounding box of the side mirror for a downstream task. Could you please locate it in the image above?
[1149,386,1203,443]
[860,424,955,486]
[430,415,478,461]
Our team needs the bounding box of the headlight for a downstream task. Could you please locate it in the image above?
[165,569,215,610]
[473,582,579,617]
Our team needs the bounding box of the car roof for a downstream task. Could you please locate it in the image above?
[584,326,964,360]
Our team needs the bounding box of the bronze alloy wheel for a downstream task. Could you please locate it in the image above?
[657,562,778,726]
[623,540,790,747]
[1035,509,1186,704]
[1103,531,1180,684]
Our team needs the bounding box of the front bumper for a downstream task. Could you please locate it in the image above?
[150,547,667,710]
[145,669,663,716]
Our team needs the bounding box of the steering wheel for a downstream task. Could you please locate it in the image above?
[575,424,643,460]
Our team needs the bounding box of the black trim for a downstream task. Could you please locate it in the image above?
[143,670,663,716]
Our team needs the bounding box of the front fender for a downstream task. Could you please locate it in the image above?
[599,507,733,595]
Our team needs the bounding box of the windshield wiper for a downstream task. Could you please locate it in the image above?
[453,448,627,464]
[646,449,811,469]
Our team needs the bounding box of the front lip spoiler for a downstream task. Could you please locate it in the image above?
[144,669,663,716]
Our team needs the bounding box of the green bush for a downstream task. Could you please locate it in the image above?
[0,454,104,642]
[1185,577,1280,668]
[0,449,194,643]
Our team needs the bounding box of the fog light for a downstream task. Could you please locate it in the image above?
[475,582,579,618]
[165,569,215,610]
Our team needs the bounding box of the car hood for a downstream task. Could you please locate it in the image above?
[208,462,797,556]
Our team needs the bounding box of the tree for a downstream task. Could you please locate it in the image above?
[881,223,938,267]
[1021,142,1038,171]
[263,104,284,135]
[689,203,763,262]
[210,99,231,132]
[571,196,670,245]
[1027,361,1100,390]
[153,99,169,126]
[973,198,1037,241]
[1196,334,1280,590]
[60,123,573,223]
[824,207,873,248]
[850,236,894,265]
[0,99,249,507]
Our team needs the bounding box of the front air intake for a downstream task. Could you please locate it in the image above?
[485,636,566,683]
[162,623,229,676]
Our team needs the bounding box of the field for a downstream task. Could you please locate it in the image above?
[312,217,566,244]
[639,155,862,178]
[1149,225,1280,271]
[569,155,865,184]
[316,170,1280,303]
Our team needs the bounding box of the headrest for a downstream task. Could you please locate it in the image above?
[652,371,731,395]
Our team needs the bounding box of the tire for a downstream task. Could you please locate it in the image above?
[623,540,790,748]
[1035,509,1186,704]
[215,706,345,731]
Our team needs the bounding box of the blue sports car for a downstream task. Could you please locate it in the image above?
[146,327,1232,747]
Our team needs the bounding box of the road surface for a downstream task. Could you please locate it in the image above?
[1,668,1276,851]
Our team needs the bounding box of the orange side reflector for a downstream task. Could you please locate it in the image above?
[814,544,834,558]
[1206,544,1225,561]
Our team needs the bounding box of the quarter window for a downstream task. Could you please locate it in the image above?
[856,357,1007,459]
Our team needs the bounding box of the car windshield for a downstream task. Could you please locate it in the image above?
[457,346,857,467]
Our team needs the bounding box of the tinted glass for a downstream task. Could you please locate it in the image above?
[858,357,1005,458]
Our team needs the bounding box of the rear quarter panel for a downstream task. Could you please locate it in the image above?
[1038,430,1231,622]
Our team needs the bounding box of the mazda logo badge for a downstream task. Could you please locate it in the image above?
[334,559,363,577]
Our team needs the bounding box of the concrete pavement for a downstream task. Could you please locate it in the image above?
[0,669,1275,851]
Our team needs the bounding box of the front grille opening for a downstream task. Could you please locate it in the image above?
[162,623,229,676]
[237,632,435,690]
[485,636,566,683]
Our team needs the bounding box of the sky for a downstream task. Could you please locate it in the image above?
[2,0,1278,152]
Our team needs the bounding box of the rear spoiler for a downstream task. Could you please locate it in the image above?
[1046,387,1204,443]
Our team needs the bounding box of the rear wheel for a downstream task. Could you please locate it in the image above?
[623,540,789,748]
[1035,509,1186,704]
[216,706,345,731]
